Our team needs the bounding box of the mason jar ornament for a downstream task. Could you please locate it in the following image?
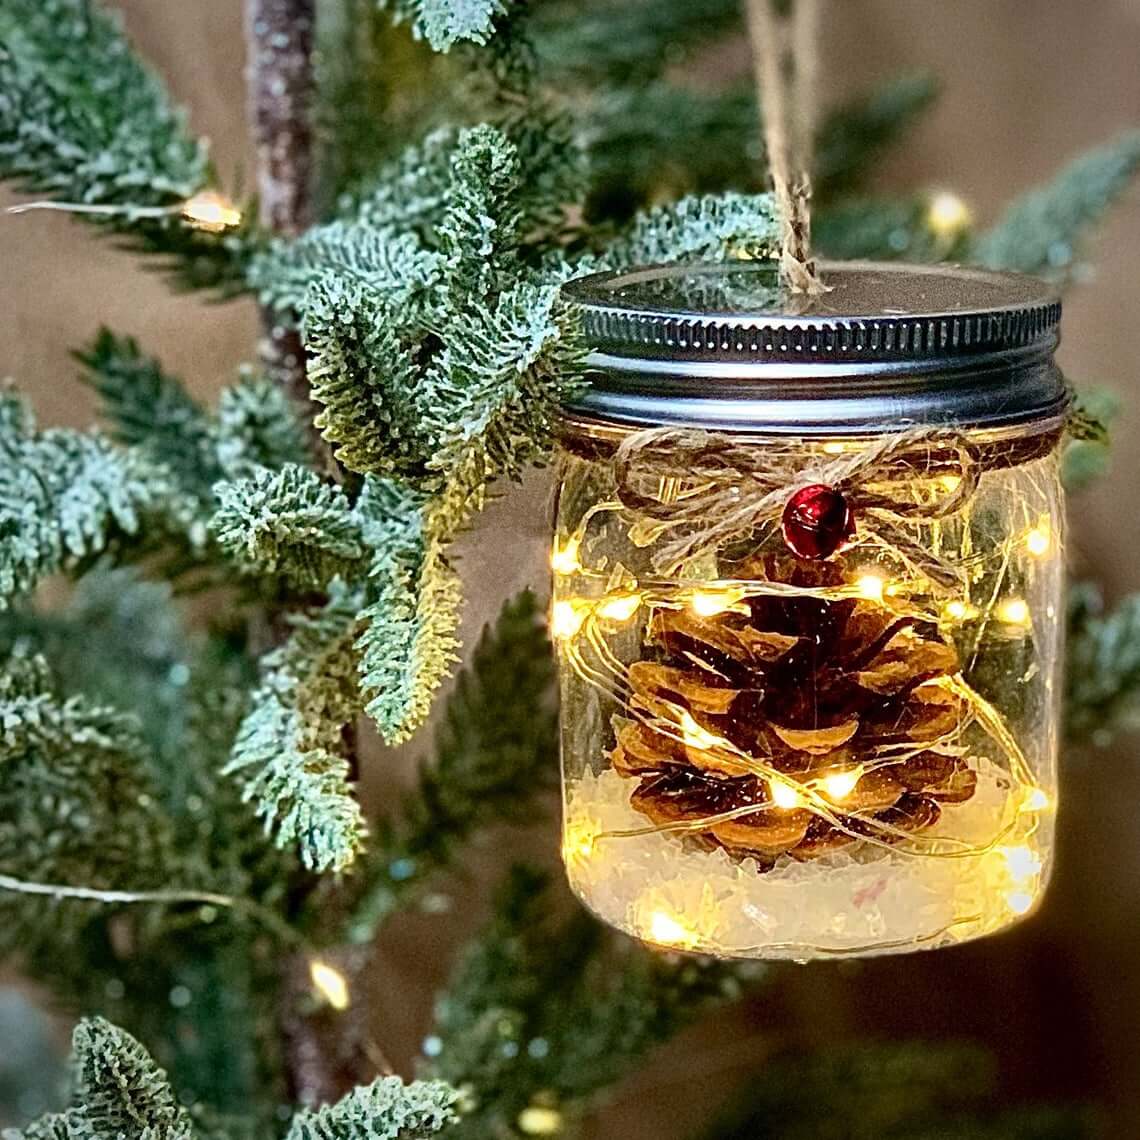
[552,261,1066,960]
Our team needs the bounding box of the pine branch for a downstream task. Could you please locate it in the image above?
[355,479,462,744]
[814,196,959,262]
[972,131,1140,283]
[0,0,205,206]
[78,328,314,508]
[421,868,750,1139]
[344,591,555,940]
[285,1076,459,1140]
[2,1112,79,1140]
[76,330,218,499]
[814,73,939,201]
[422,279,586,494]
[1063,385,1118,492]
[211,464,368,589]
[254,223,442,318]
[436,123,522,296]
[532,0,739,85]
[0,395,189,607]
[0,0,256,292]
[302,277,439,480]
[384,0,512,52]
[0,651,179,963]
[225,585,367,872]
[1066,584,1140,746]
[583,84,757,221]
[72,1019,193,1140]
[358,127,465,227]
[606,192,780,266]
[214,374,313,480]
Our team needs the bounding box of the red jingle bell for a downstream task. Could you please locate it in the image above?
[781,483,855,560]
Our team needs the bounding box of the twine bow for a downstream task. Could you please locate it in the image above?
[613,427,981,589]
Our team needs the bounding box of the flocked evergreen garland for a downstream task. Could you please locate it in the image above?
[0,0,1138,1134]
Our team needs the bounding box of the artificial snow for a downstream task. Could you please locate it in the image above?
[563,759,1050,960]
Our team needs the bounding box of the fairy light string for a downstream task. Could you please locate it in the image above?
[5,189,244,232]
[553,427,1058,949]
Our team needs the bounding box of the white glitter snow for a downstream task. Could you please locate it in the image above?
[563,760,1051,960]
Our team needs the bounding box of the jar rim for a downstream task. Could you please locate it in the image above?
[558,260,1067,435]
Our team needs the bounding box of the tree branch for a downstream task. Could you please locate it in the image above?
[243,0,321,419]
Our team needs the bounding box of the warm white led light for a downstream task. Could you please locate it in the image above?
[1000,845,1043,881]
[856,572,886,602]
[770,779,803,810]
[680,709,724,752]
[596,592,641,623]
[550,599,587,640]
[550,536,581,575]
[562,820,597,861]
[926,191,972,236]
[688,588,747,617]
[646,909,698,948]
[181,190,242,232]
[997,597,1030,626]
[943,599,978,622]
[822,768,861,801]
[1025,522,1051,557]
[309,959,350,1010]
[517,1106,564,1136]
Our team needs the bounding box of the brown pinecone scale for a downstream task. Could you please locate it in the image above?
[612,555,976,868]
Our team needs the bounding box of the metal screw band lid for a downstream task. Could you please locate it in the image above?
[558,260,1066,435]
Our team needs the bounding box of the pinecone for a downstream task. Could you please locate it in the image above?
[612,555,976,867]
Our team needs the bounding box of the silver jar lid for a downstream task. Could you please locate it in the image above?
[558,260,1066,435]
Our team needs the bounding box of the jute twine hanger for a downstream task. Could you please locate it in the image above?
[743,0,829,296]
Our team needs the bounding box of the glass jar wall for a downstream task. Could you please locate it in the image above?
[553,430,1063,959]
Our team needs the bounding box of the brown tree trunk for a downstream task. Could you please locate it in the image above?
[243,0,374,1106]
[243,0,321,424]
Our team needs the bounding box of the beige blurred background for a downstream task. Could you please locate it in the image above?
[3,0,1140,1133]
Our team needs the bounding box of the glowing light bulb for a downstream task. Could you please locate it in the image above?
[181,190,242,232]
[688,587,747,617]
[769,779,803,810]
[596,591,641,623]
[646,909,698,948]
[550,599,587,640]
[1025,522,1051,557]
[517,1106,563,1136]
[1021,787,1050,812]
[562,820,597,861]
[309,959,350,1010]
[1000,845,1043,881]
[550,536,581,575]
[943,599,978,622]
[680,709,724,752]
[926,191,972,237]
[997,597,1030,627]
[1006,889,1036,916]
[822,768,861,802]
[856,572,886,602]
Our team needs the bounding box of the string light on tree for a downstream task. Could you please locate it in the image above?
[7,189,243,233]
[309,959,350,1011]
[180,190,243,232]
[926,190,973,238]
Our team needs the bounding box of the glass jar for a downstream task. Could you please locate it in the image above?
[553,262,1067,960]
